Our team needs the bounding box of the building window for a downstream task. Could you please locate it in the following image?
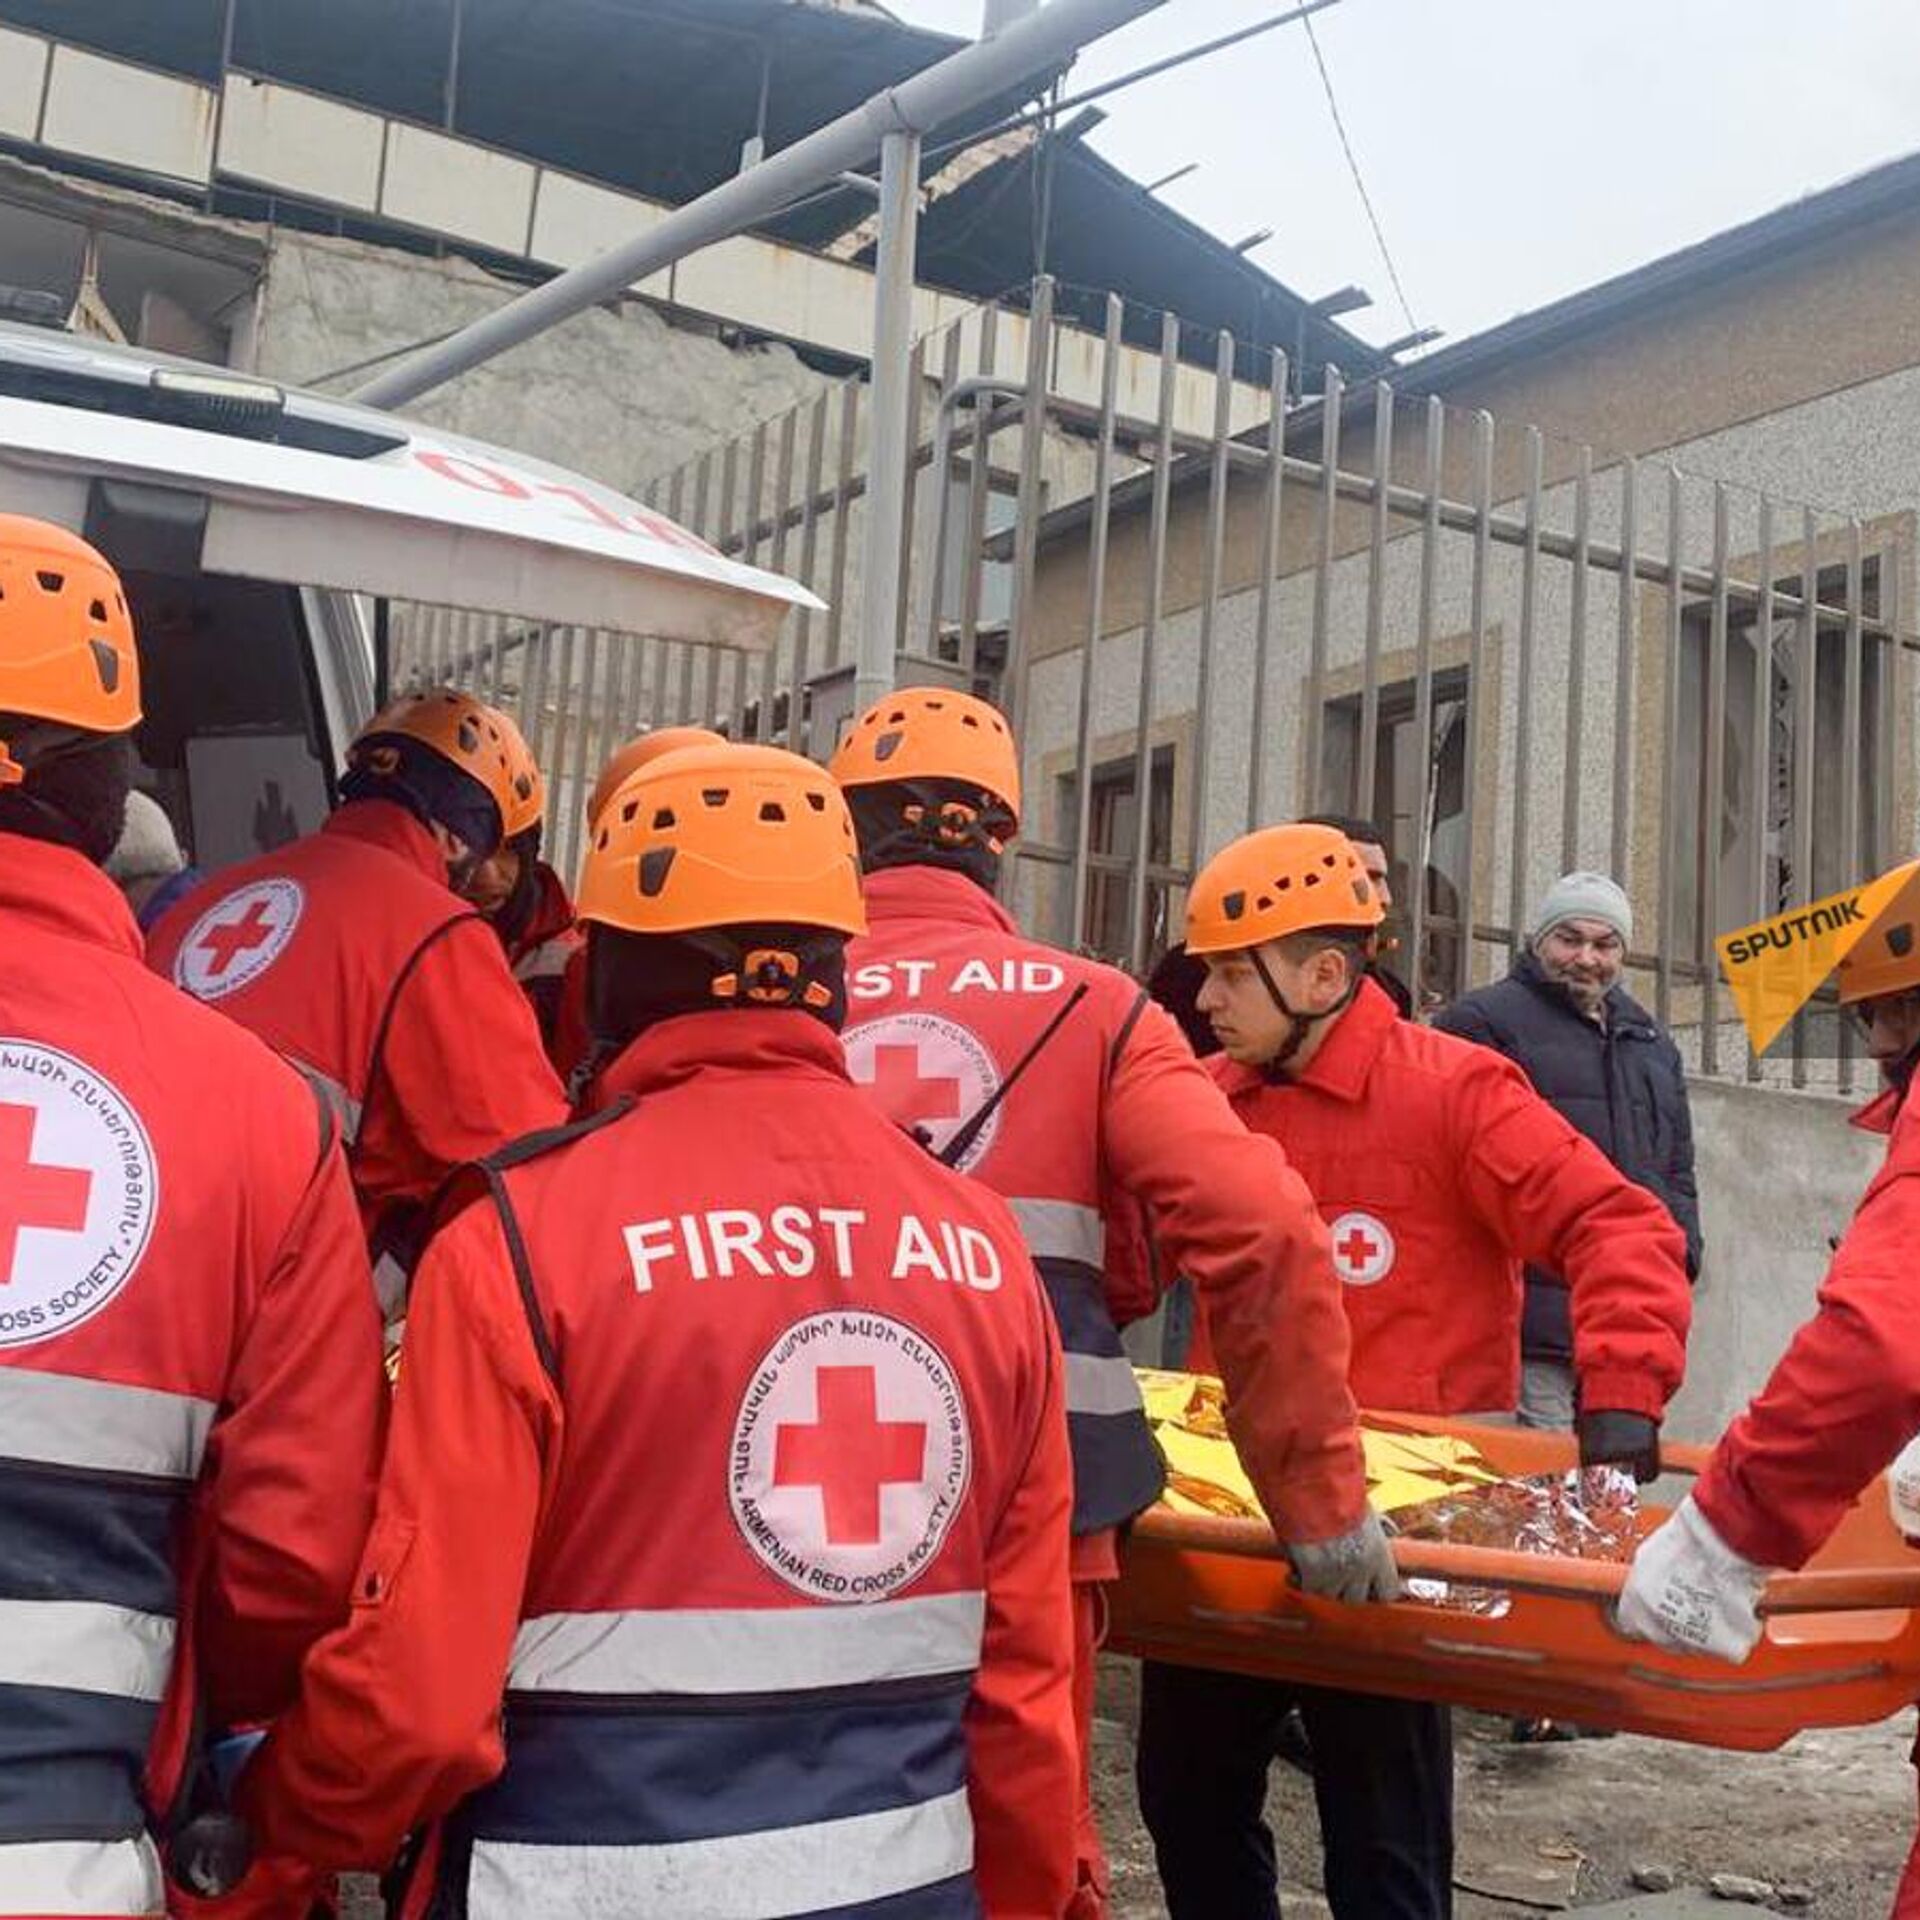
[1319,670,1471,1005]
[1060,746,1176,966]
[1673,558,1885,957]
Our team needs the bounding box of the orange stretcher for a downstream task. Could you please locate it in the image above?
[1107,1413,1920,1751]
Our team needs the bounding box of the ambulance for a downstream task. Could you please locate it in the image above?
[0,316,813,871]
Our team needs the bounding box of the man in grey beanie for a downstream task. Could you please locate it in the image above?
[1435,870,1701,1422]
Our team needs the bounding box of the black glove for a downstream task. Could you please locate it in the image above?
[1577,1410,1661,1484]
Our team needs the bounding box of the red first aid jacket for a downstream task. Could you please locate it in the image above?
[0,834,383,1917]
[147,801,567,1300]
[1205,979,1691,1419]
[1693,1080,1920,1569]
[844,865,1366,1548]
[239,1011,1077,1920]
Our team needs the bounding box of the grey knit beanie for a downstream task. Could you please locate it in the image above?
[1532,870,1632,947]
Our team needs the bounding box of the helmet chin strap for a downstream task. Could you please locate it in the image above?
[1250,945,1367,1082]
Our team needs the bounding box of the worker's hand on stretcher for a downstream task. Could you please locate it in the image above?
[1615,1494,1770,1664]
[1287,1509,1402,1605]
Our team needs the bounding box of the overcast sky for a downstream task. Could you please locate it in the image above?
[885,0,1920,354]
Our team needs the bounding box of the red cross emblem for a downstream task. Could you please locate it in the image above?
[866,1044,963,1128]
[0,1101,92,1285]
[196,898,277,978]
[774,1365,928,1546]
[175,880,304,1001]
[1328,1210,1395,1286]
[842,1013,1002,1171]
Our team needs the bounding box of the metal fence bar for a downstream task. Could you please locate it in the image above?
[1356,382,1394,819]
[763,413,798,739]
[826,379,861,671]
[545,626,579,813]
[1609,459,1639,882]
[1790,506,1818,1088]
[790,392,830,751]
[958,307,1000,678]
[560,625,601,881]
[1840,519,1865,1098]
[918,322,967,664]
[1185,327,1236,872]
[1701,482,1730,1079]
[1561,444,1592,871]
[1506,426,1544,963]
[1248,349,1288,833]
[1302,364,1343,807]
[1068,293,1124,950]
[1456,411,1495,998]
[1125,310,1180,976]
[740,423,770,738]
[1408,395,1443,1014]
[1656,468,1685,1034]
[895,334,929,672]
[1747,497,1774,1082]
[1005,277,1057,752]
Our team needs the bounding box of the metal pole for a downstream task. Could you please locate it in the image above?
[854,127,924,714]
[355,0,1172,407]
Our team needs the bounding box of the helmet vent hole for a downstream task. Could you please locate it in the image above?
[621,799,640,823]
[701,787,728,807]
[36,570,62,592]
[638,848,676,897]
[1891,924,1915,958]
[89,599,107,622]
[759,801,787,822]
[1304,871,1321,887]
[874,730,905,763]
[1222,890,1246,921]
[1276,876,1292,891]
[1256,894,1273,912]
[805,790,827,812]
[651,806,676,829]
[89,639,120,693]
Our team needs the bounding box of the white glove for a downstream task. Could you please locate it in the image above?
[1889,1433,1920,1545]
[1288,1510,1402,1604]
[1615,1494,1770,1664]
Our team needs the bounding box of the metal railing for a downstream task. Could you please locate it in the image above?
[402,275,1919,1096]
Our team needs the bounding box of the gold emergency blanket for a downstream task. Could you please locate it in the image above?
[1137,1369,1504,1519]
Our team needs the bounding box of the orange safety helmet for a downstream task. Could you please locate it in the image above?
[0,515,139,786]
[587,725,725,833]
[1837,863,1920,1006]
[349,688,542,840]
[1185,822,1384,956]
[578,741,866,945]
[829,687,1022,830]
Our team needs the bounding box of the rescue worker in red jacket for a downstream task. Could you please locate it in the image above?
[458,718,580,1068]
[230,739,1080,1918]
[1618,864,1920,1911]
[147,688,568,1319]
[1142,821,1693,1920]
[828,690,1385,1920]
[0,516,383,1917]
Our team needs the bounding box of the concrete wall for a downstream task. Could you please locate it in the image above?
[251,229,833,498]
[1664,1076,1883,1446]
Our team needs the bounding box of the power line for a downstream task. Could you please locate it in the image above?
[1301,9,1418,334]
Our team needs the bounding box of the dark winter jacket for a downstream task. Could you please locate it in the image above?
[1433,951,1702,1362]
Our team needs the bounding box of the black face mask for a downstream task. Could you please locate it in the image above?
[585,923,850,1055]
[0,733,130,867]
[847,780,1012,892]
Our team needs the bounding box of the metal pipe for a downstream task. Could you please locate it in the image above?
[1701,483,1729,1078]
[1302,364,1343,808]
[1655,470,1685,1035]
[1356,381,1393,819]
[1561,444,1592,871]
[1506,426,1542,963]
[1455,412,1493,997]
[853,127,924,712]
[790,392,829,751]
[916,326,969,660]
[1068,294,1124,949]
[1408,395,1442,1016]
[1790,507,1818,1088]
[1747,498,1774,1082]
[1003,276,1057,752]
[1125,311,1181,975]
[826,381,860,670]
[355,0,1174,407]
[958,306,1001,679]
[1185,328,1236,875]
[1840,520,1865,1098]
[1608,459,1638,882]
[1247,349,1288,832]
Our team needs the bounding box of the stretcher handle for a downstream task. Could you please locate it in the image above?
[1139,1512,1920,1616]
